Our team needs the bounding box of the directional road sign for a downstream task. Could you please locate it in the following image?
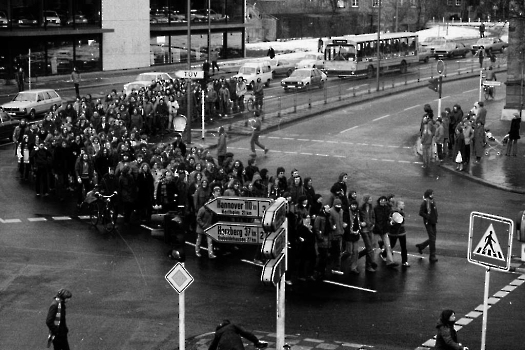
[165,263,194,294]
[175,70,204,79]
[261,253,286,287]
[261,223,286,259]
[262,197,287,233]
[468,211,514,271]
[205,222,266,244]
[205,197,273,218]
[483,80,502,86]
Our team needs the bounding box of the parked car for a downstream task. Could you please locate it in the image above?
[67,13,89,25]
[295,53,325,70]
[471,37,508,54]
[1,89,63,119]
[123,72,174,95]
[434,42,470,59]
[0,11,9,27]
[11,8,38,27]
[0,109,20,141]
[420,37,446,54]
[150,10,169,24]
[193,9,228,22]
[43,10,61,26]
[268,58,296,77]
[418,45,432,63]
[281,68,327,91]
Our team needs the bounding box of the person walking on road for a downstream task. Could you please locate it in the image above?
[267,46,275,59]
[416,189,439,262]
[249,112,268,157]
[253,78,264,112]
[506,112,521,156]
[435,309,469,350]
[210,49,220,74]
[46,288,72,350]
[15,67,25,92]
[208,319,268,350]
[479,22,485,38]
[475,47,485,69]
[71,67,81,98]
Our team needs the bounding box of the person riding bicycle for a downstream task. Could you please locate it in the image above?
[484,66,496,98]
[208,320,268,350]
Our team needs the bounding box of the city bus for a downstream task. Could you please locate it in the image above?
[323,32,419,78]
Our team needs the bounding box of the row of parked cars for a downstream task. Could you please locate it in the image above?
[0,9,90,27]
[418,36,508,62]
[150,8,228,24]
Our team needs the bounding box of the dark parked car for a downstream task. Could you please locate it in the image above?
[434,43,470,59]
[11,8,38,27]
[0,109,20,141]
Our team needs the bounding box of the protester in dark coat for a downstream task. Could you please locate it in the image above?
[208,320,266,350]
[136,163,154,223]
[435,309,468,350]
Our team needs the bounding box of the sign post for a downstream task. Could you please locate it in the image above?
[468,211,514,350]
[436,60,445,118]
[260,198,288,350]
[165,263,194,350]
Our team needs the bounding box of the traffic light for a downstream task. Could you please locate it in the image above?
[428,78,439,92]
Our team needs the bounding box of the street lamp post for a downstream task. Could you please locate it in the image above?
[376,0,381,91]
[186,0,192,144]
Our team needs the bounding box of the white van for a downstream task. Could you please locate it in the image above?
[233,62,272,89]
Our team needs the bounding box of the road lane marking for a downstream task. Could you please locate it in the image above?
[372,114,390,121]
[371,144,384,147]
[28,218,47,222]
[300,152,313,155]
[282,137,294,140]
[315,154,329,156]
[322,280,377,293]
[340,126,358,134]
[267,136,281,139]
[3,219,22,223]
[404,104,420,111]
[463,88,478,93]
[312,139,324,142]
[297,138,310,141]
[333,155,346,158]
[52,216,72,221]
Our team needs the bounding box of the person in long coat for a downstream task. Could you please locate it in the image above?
[506,112,521,156]
[472,120,485,163]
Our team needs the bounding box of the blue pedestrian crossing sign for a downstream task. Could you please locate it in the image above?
[468,211,514,271]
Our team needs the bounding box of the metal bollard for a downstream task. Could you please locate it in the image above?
[339,84,342,101]
[417,65,420,83]
[278,96,281,118]
[405,75,407,85]
[392,79,394,89]
[324,86,327,104]
[382,81,385,91]
[353,86,356,97]
[308,97,311,109]
[294,93,297,113]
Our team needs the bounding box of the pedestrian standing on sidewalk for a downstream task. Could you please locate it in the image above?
[217,126,227,166]
[416,189,439,263]
[71,67,81,98]
[253,78,264,112]
[479,22,485,38]
[46,288,72,350]
[506,112,521,156]
[472,120,485,163]
[435,310,469,350]
[195,197,217,259]
[210,49,220,74]
[421,117,434,168]
[475,47,485,69]
[388,200,409,267]
[249,112,268,157]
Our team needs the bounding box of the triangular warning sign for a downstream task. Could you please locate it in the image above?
[472,223,505,261]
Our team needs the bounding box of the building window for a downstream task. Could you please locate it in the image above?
[455,0,461,6]
[410,0,416,7]
[372,0,380,7]
[337,0,346,8]
[352,0,359,7]
[447,0,453,5]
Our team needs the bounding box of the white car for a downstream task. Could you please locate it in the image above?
[123,72,174,95]
[281,68,327,91]
[1,89,63,119]
[43,10,61,26]
[295,53,325,70]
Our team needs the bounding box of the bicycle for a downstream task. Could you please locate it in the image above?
[89,191,118,233]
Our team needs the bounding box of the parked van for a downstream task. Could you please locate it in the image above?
[233,62,272,89]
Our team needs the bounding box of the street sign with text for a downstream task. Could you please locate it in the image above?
[205,222,266,244]
[262,197,287,233]
[205,197,272,218]
[261,253,286,287]
[468,211,513,271]
[175,70,204,79]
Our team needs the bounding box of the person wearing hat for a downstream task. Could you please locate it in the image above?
[46,288,72,350]
[416,189,439,262]
[505,112,521,156]
[172,132,187,157]
[435,310,469,350]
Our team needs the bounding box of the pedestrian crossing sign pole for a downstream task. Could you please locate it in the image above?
[467,211,513,350]
[468,211,513,271]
